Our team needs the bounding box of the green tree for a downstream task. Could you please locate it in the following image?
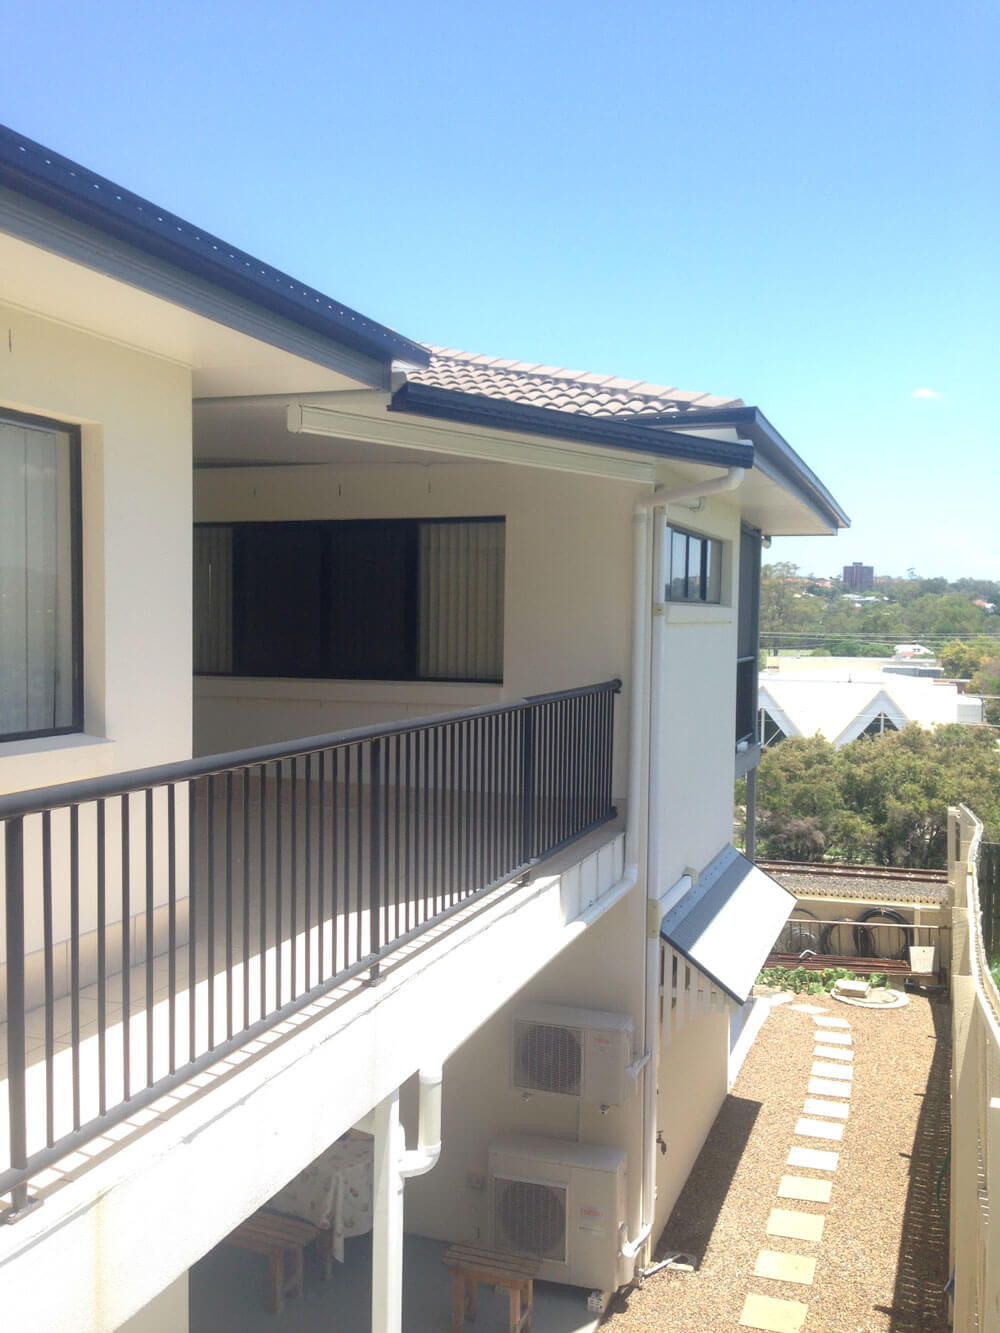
[754,724,1000,868]
[941,638,1000,679]
[969,658,1000,726]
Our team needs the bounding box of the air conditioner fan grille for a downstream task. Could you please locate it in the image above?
[515,1021,583,1096]
[495,1179,567,1260]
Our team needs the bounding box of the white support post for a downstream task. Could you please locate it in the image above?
[372,1087,406,1333]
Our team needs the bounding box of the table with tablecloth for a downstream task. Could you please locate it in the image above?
[269,1136,374,1263]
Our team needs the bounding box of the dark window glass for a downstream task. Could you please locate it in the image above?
[194,517,504,683]
[665,524,722,604]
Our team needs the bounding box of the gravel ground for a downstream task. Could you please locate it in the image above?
[601,990,951,1333]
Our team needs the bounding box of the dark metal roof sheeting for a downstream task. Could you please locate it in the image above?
[660,847,795,1005]
[0,124,428,367]
[389,381,755,469]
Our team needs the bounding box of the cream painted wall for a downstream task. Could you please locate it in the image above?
[193,461,635,795]
[0,302,193,793]
[404,885,647,1249]
[653,1008,730,1237]
[0,304,193,990]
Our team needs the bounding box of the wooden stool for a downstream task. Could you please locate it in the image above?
[443,1244,540,1333]
[222,1209,318,1313]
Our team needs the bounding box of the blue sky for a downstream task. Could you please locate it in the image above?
[4,0,997,580]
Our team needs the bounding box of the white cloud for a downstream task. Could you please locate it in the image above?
[911,387,940,399]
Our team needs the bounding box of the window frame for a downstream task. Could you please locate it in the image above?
[664,523,723,605]
[194,514,505,686]
[0,407,84,744]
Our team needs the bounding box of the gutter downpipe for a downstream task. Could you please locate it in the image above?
[372,1065,443,1333]
[619,467,745,1271]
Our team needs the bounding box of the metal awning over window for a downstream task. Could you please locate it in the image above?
[660,846,795,1006]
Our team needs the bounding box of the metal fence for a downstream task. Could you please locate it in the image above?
[1,680,619,1217]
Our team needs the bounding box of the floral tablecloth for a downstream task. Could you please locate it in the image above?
[269,1137,374,1262]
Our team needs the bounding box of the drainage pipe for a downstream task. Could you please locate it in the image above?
[619,465,744,1268]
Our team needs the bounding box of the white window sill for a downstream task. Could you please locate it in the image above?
[653,603,734,626]
[0,734,117,796]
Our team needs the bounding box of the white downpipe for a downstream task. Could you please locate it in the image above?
[619,467,744,1268]
[372,1066,444,1333]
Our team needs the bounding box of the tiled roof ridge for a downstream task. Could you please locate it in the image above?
[421,345,743,412]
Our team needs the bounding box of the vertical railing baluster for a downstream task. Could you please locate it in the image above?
[206,777,216,1049]
[318,750,326,982]
[42,812,54,1146]
[97,799,107,1115]
[521,705,536,864]
[259,763,268,1023]
[274,765,283,1009]
[331,748,340,973]
[145,788,155,1088]
[242,769,250,1030]
[290,757,298,1000]
[225,771,234,1041]
[355,745,364,964]
[70,805,81,1129]
[305,752,312,993]
[370,739,383,982]
[188,783,197,1068]
[343,747,352,965]
[393,734,401,941]
[4,818,30,1216]
[121,795,131,1101]
[167,786,176,1074]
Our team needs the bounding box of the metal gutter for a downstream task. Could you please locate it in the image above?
[388,382,754,469]
[0,123,428,369]
[632,404,849,532]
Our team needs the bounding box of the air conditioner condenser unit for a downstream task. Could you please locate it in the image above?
[489,1133,629,1292]
[511,1003,637,1105]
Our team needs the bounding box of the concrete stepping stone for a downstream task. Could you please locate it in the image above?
[739,1292,809,1332]
[789,1004,826,1013]
[814,1044,854,1061]
[809,1076,853,1098]
[754,1249,817,1285]
[778,1175,833,1203]
[814,1029,852,1045]
[787,1145,839,1171]
[814,1016,850,1028]
[803,1097,849,1120]
[795,1116,844,1141]
[812,1060,854,1080]
[767,1208,825,1242]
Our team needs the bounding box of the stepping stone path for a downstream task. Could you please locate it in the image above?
[738,1002,854,1332]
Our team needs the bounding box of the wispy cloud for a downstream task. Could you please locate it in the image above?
[911,387,940,399]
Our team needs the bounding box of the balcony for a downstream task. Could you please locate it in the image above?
[1,680,620,1221]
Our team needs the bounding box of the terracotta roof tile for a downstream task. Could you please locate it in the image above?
[409,346,743,420]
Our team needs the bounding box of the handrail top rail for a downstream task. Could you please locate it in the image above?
[0,679,622,822]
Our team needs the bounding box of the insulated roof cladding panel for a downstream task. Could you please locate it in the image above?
[660,847,795,1005]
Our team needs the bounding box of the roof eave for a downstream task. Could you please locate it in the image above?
[0,124,429,369]
[645,405,849,533]
[388,381,754,470]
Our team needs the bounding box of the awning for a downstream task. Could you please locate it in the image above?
[660,846,795,1005]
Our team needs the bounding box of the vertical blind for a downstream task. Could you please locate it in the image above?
[194,517,505,682]
[0,414,79,739]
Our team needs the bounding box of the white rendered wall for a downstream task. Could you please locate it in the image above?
[403,882,647,1249]
[117,1275,188,1333]
[0,304,193,995]
[193,461,635,795]
[0,302,193,792]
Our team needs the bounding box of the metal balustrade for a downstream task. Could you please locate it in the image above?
[0,680,619,1218]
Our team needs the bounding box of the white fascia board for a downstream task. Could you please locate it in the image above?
[288,400,659,483]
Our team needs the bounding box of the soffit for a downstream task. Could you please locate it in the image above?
[0,229,369,398]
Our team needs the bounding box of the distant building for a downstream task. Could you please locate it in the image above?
[842,561,874,591]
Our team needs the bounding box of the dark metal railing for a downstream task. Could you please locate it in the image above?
[0,680,619,1217]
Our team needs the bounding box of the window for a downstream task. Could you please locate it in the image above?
[736,525,761,746]
[665,524,722,603]
[0,410,82,742]
[194,517,504,683]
